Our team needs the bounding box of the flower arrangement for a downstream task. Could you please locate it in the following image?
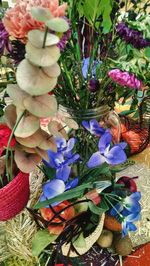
[0,0,147,265]
[29,123,141,263]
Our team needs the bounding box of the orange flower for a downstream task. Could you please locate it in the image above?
[3,0,67,40]
[40,200,75,235]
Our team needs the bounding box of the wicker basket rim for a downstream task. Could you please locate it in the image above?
[0,171,29,194]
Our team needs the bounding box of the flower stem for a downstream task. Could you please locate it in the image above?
[5,110,25,182]
[42,26,49,49]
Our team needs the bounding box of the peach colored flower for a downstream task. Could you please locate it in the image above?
[3,0,67,40]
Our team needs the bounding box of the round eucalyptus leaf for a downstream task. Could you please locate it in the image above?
[23,94,57,118]
[43,63,61,78]
[14,112,40,138]
[16,59,57,95]
[26,42,60,67]
[15,148,41,173]
[30,7,52,22]
[38,130,57,151]
[6,84,28,109]
[16,129,43,148]
[28,30,59,48]
[4,104,17,129]
[46,17,69,32]
[48,120,67,139]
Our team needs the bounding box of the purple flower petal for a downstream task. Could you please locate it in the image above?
[67,153,80,164]
[41,179,65,200]
[56,165,71,181]
[55,137,66,152]
[98,132,112,153]
[87,151,106,168]
[109,203,123,216]
[65,177,79,190]
[117,142,127,149]
[105,146,127,165]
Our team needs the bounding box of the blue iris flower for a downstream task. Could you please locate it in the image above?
[43,137,80,182]
[87,132,127,168]
[82,57,102,79]
[82,119,106,136]
[121,209,141,237]
[55,137,76,158]
[40,177,79,207]
[109,192,141,236]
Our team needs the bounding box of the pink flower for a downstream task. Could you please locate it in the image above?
[3,0,67,40]
[108,69,142,90]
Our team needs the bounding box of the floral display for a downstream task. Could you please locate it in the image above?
[0,0,149,265]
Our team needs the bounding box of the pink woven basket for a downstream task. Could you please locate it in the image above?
[0,171,30,221]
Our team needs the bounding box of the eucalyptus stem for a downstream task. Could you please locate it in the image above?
[42,26,49,49]
[5,110,25,182]
[0,174,3,187]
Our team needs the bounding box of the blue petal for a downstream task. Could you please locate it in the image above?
[67,153,80,164]
[90,119,105,135]
[127,222,137,232]
[87,152,106,168]
[122,210,141,222]
[98,132,112,153]
[105,146,127,165]
[122,222,128,237]
[65,138,76,153]
[56,165,71,181]
[42,179,65,199]
[109,203,123,216]
[55,137,66,152]
[82,120,90,131]
[129,192,141,201]
[117,142,127,149]
[82,57,90,78]
[65,177,79,190]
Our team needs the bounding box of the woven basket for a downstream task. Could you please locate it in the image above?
[0,172,30,221]
[62,213,105,257]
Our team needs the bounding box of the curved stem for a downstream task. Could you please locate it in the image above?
[5,110,25,182]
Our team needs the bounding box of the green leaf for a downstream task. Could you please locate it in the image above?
[34,183,93,209]
[46,18,69,32]
[88,201,106,215]
[99,198,109,211]
[30,7,52,22]
[101,0,113,33]
[73,233,86,248]
[144,47,150,58]
[83,0,101,26]
[32,229,58,257]
[119,109,136,116]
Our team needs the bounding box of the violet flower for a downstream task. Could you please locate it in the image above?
[108,69,142,90]
[82,119,106,136]
[117,22,150,49]
[89,79,100,92]
[82,57,102,79]
[0,21,11,55]
[110,191,141,236]
[43,137,80,182]
[39,177,79,207]
[87,132,127,168]
[57,18,71,51]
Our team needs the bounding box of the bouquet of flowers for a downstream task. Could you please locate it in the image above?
[0,0,144,265]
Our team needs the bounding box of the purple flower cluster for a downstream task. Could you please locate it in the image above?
[0,21,11,55]
[108,69,142,90]
[117,22,150,49]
